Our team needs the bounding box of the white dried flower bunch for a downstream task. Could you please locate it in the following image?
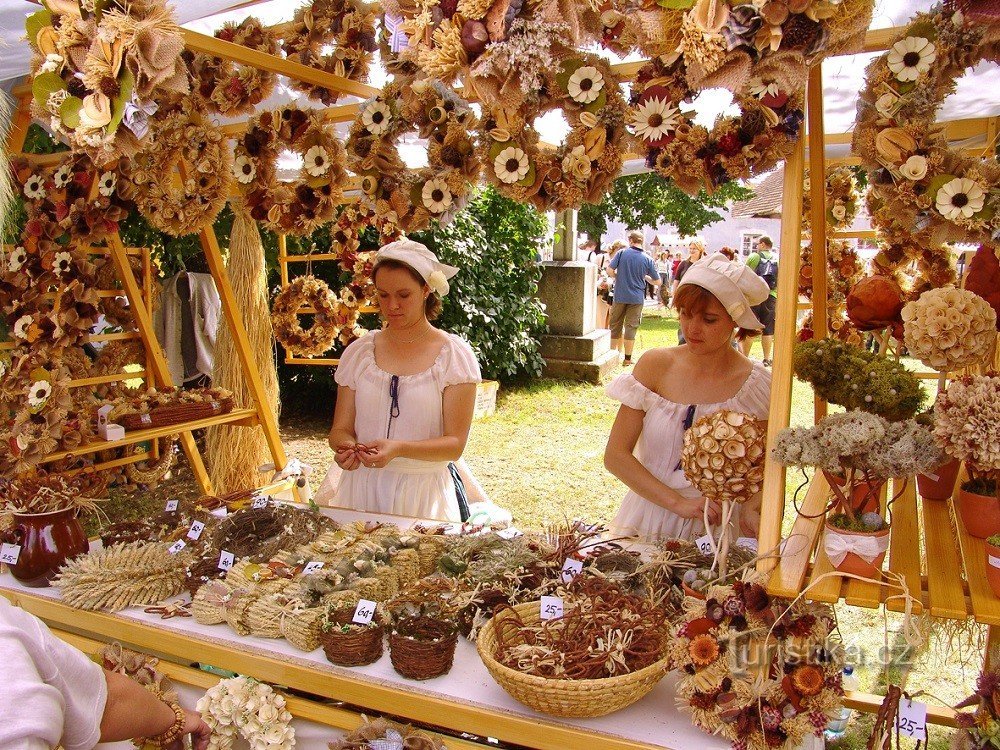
[934,375,1000,474]
[901,286,997,371]
[196,676,295,750]
[681,410,767,504]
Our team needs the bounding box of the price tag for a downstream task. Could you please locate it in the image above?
[0,543,21,565]
[164,499,179,512]
[302,561,325,575]
[167,540,186,555]
[560,558,583,583]
[187,521,205,540]
[540,595,564,621]
[210,507,228,519]
[896,697,927,740]
[736,537,759,553]
[139,413,152,426]
[989,555,1000,570]
[252,495,269,509]
[496,527,522,540]
[695,534,715,555]
[443,524,462,536]
[218,550,235,571]
[352,599,377,625]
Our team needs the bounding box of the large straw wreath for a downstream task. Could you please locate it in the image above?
[854,6,1000,247]
[629,54,804,195]
[272,275,357,358]
[234,105,350,236]
[346,80,480,233]
[478,52,627,212]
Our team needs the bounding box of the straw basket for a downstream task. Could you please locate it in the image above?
[320,613,385,667]
[389,616,458,680]
[476,602,670,718]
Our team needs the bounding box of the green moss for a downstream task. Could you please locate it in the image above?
[828,513,887,532]
[986,534,1000,547]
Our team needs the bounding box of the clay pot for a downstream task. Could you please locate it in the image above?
[916,458,961,501]
[958,485,1000,540]
[826,472,883,514]
[823,524,890,579]
[986,539,1000,599]
[1,508,89,587]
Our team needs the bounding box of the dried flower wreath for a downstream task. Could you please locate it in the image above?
[347,80,480,232]
[234,105,350,236]
[801,166,860,234]
[272,275,350,357]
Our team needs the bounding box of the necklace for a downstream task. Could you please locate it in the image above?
[386,324,433,344]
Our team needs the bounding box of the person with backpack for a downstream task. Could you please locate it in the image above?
[740,236,779,366]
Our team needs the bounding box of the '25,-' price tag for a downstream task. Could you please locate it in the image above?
[352,599,377,625]
[0,543,21,565]
[560,558,583,583]
[896,697,927,740]
[540,596,564,621]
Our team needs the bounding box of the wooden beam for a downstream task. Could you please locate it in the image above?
[806,64,829,424]
[220,103,360,137]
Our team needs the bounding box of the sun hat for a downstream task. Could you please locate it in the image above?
[678,252,771,330]
[374,239,459,296]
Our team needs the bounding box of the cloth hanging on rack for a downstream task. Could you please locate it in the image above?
[153,272,221,386]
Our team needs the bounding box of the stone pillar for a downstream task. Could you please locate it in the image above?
[537,210,617,382]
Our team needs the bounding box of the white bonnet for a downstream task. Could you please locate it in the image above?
[678,252,771,330]
[373,239,459,296]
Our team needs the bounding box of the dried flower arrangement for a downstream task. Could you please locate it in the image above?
[186,18,281,117]
[581,3,685,60]
[99,642,177,704]
[0,470,105,516]
[630,54,803,195]
[953,667,1000,750]
[196,676,295,750]
[671,578,843,750]
[477,52,627,212]
[802,166,860,234]
[329,718,445,750]
[934,374,1000,497]
[26,0,188,165]
[281,0,378,106]
[853,6,1000,247]
[902,287,997,372]
[797,241,864,346]
[792,339,926,421]
[234,105,349,236]
[271,275,351,357]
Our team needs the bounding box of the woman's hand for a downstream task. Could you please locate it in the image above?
[166,709,211,750]
[359,439,402,468]
[334,442,363,471]
[668,492,722,526]
[739,506,761,537]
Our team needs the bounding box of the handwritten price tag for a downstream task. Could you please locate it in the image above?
[561,558,583,583]
[167,540,186,555]
[302,561,325,575]
[496,527,522,540]
[695,534,715,555]
[187,521,205,540]
[736,537,759,553]
[352,599,377,625]
[218,550,235,571]
[443,524,462,536]
[252,495,269,509]
[540,596,564,621]
[164,499,179,512]
[0,543,21,565]
[896,697,927,740]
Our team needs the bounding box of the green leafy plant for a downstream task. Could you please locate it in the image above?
[986,533,1000,547]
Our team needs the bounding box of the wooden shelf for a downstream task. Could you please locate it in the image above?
[39,408,259,465]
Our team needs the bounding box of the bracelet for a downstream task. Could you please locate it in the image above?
[137,701,185,748]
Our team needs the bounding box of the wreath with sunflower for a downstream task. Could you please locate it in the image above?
[630,54,804,195]
[670,579,843,750]
[272,275,356,358]
[281,0,379,106]
[477,53,627,212]
[347,80,480,233]
[329,203,400,302]
[853,6,1000,247]
[234,105,350,236]
[120,102,232,238]
[186,18,281,117]
[801,166,860,235]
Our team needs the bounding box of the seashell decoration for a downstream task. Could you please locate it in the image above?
[681,410,768,504]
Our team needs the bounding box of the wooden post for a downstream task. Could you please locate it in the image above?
[757,134,806,574]
[806,64,829,423]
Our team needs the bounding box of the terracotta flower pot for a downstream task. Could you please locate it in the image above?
[827,472,882,515]
[823,524,890,579]
[986,540,1000,599]
[957,486,1000,540]
[1,508,89,587]
[917,459,961,501]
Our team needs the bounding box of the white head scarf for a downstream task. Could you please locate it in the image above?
[373,239,459,296]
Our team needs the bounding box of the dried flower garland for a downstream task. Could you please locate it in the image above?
[671,579,843,750]
[120,102,232,237]
[26,0,189,165]
[272,275,348,357]
[347,80,480,232]
[802,166,860,234]
[854,7,1000,246]
[330,718,445,750]
[902,286,997,372]
[196,676,295,750]
[630,55,804,195]
[234,105,349,236]
[186,18,281,117]
[581,3,685,59]
[281,0,378,106]
[329,202,399,306]
[478,53,627,211]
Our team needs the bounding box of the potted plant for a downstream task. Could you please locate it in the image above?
[934,375,1000,539]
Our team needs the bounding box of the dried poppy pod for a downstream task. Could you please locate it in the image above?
[681,410,768,504]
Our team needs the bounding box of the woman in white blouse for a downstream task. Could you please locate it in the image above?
[603,253,773,541]
[315,240,481,522]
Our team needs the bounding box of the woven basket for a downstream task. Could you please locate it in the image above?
[320,614,385,667]
[389,616,458,680]
[476,602,670,718]
[120,397,234,431]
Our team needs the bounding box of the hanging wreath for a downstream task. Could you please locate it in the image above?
[93,255,144,331]
[670,580,843,750]
[234,105,349,236]
[347,80,480,232]
[124,436,177,487]
[272,275,354,358]
[281,0,379,106]
[121,102,232,237]
[186,18,281,117]
[477,53,627,212]
[581,3,685,59]
[854,6,1000,247]
[801,166,860,234]
[196,676,295,750]
[630,55,804,195]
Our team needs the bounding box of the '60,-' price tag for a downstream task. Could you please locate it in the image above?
[695,534,715,555]
[1,543,21,565]
[187,521,206,540]
[560,558,583,583]
[167,540,187,555]
[302,561,325,575]
[218,550,235,571]
[352,599,377,625]
[164,499,179,512]
[540,596,564,621]
[896,697,927,739]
